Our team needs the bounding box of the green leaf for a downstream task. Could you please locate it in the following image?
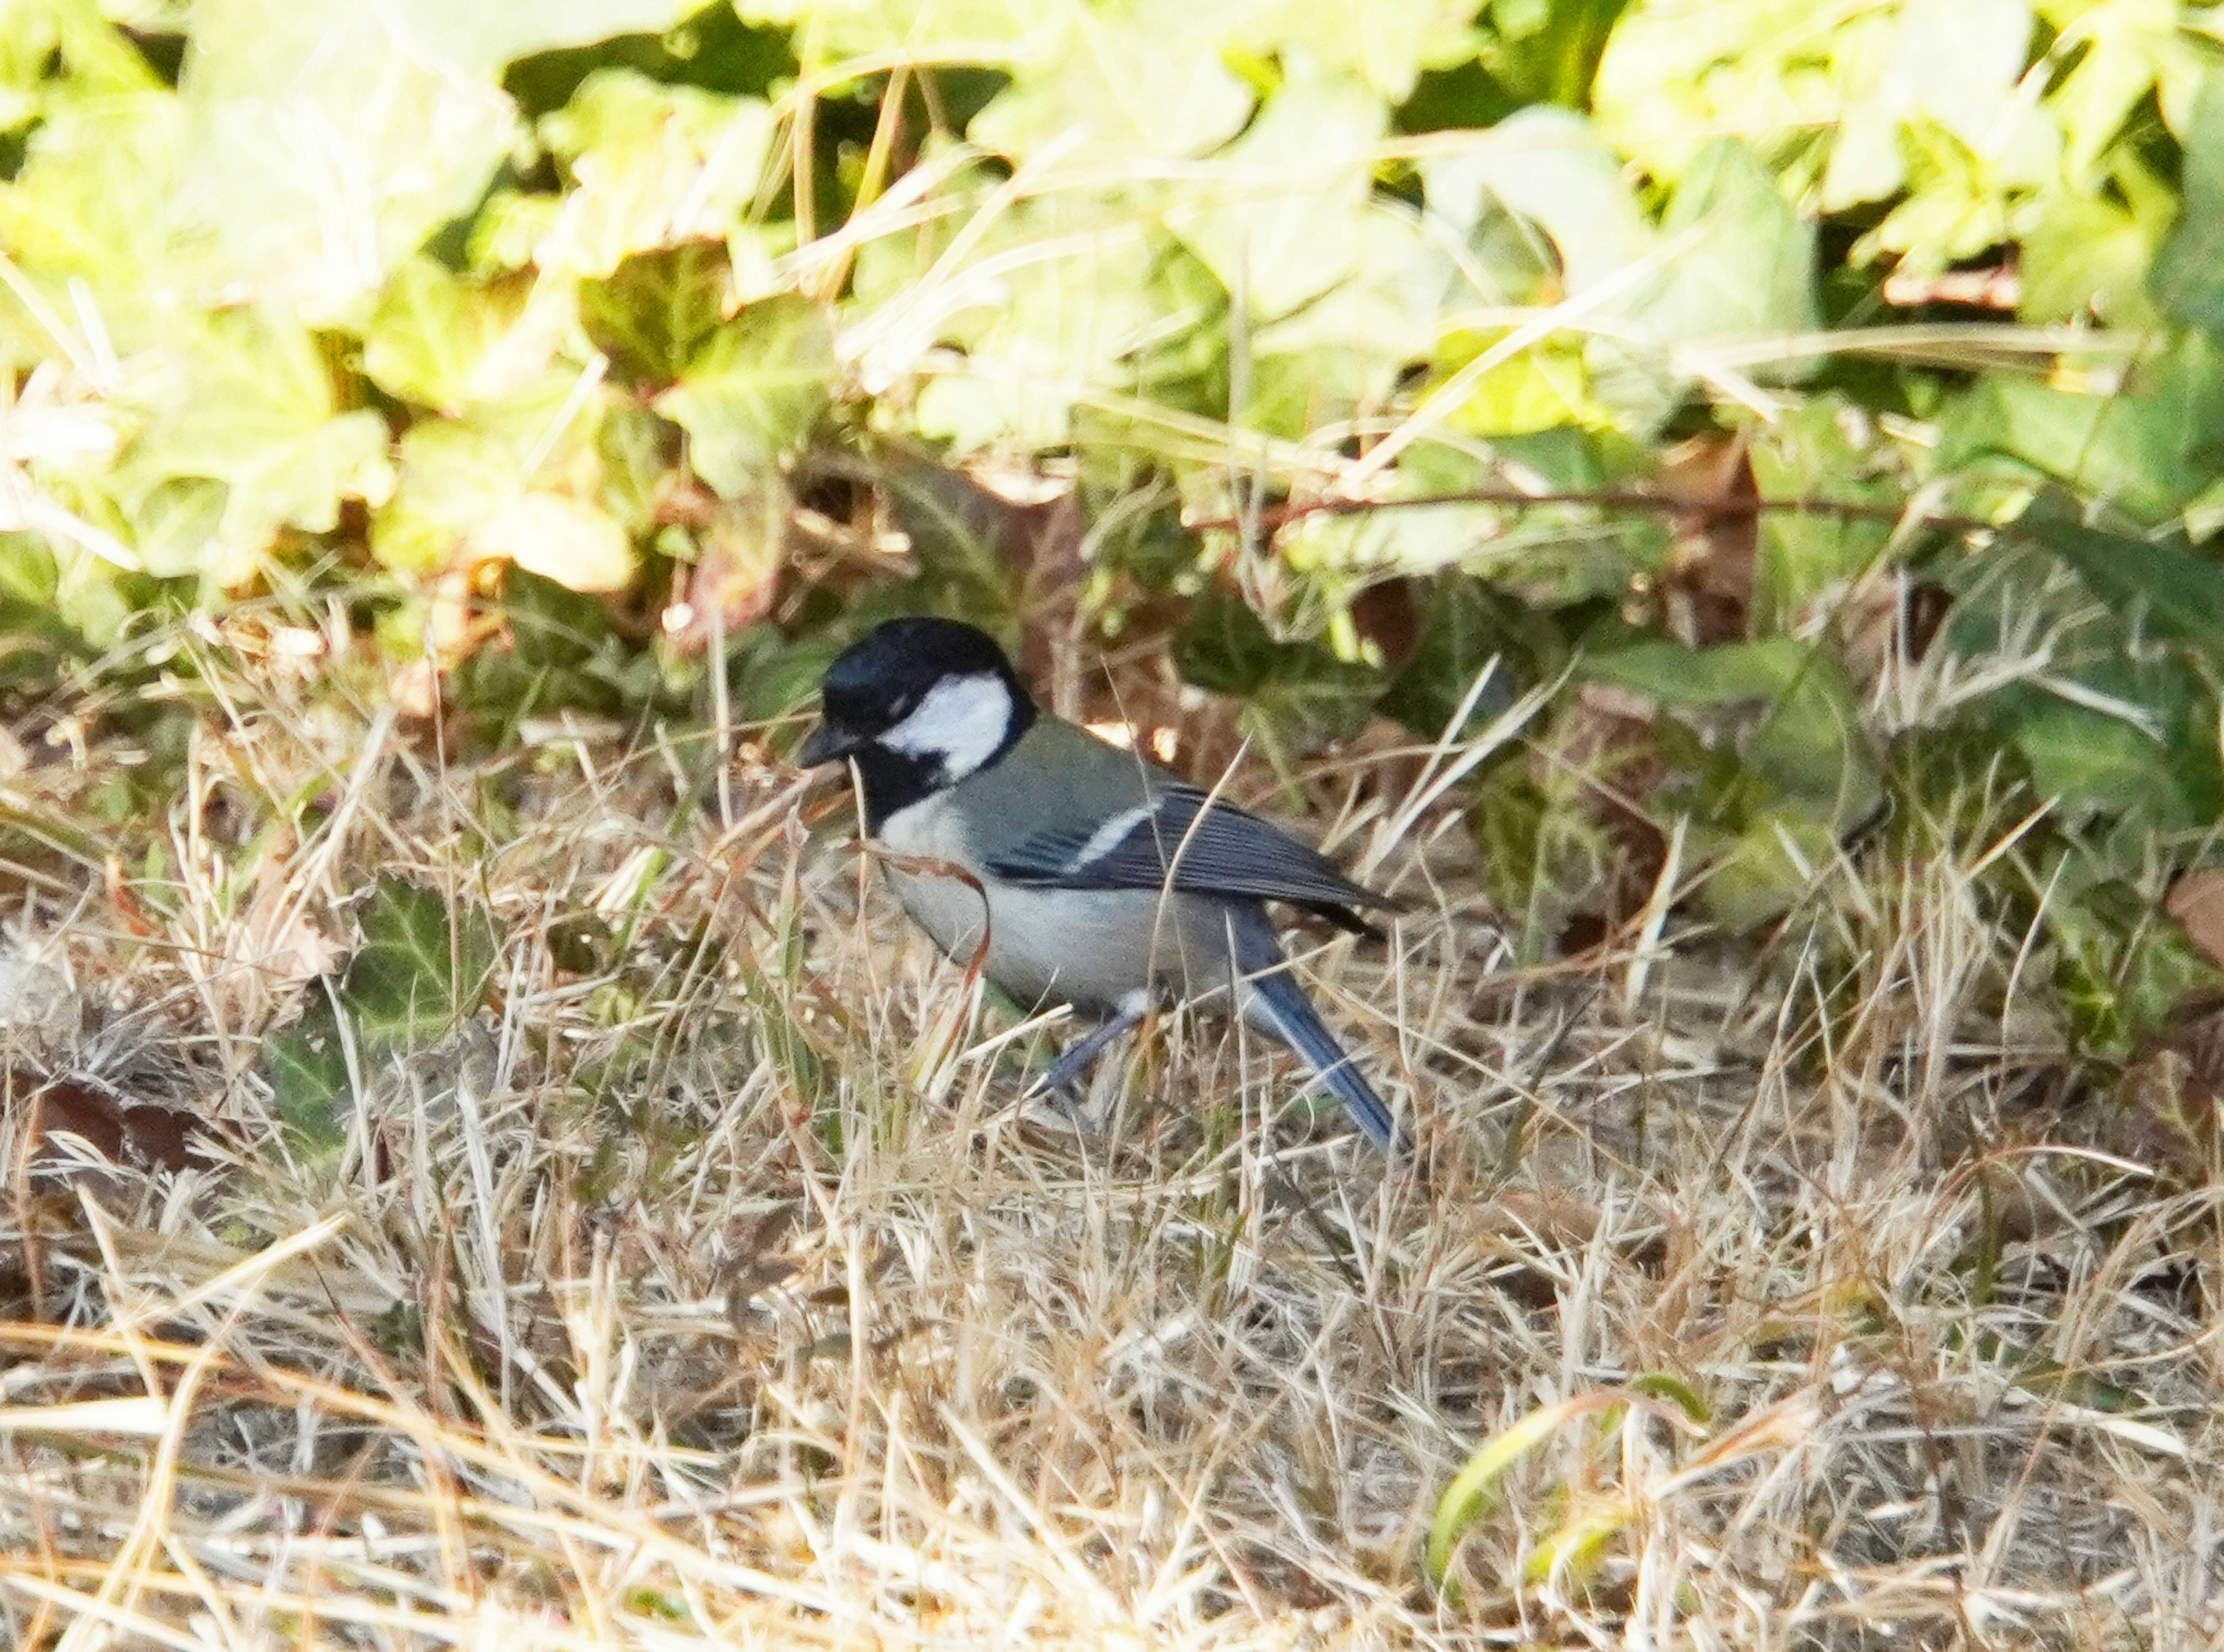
[2153,71,2224,332]
[538,69,776,277]
[1231,0,1482,104]
[653,295,833,498]
[1464,0,1632,110]
[180,0,517,313]
[2051,878,2222,1055]
[1378,575,1546,737]
[504,564,613,671]
[488,494,636,594]
[2020,191,2160,330]
[0,92,200,364]
[1241,204,1458,434]
[1173,591,1380,756]
[1164,72,1384,321]
[868,454,1025,628]
[373,419,517,578]
[1748,396,1895,631]
[503,5,793,118]
[1421,105,1652,288]
[360,258,547,414]
[2024,510,2224,653]
[1885,0,2036,155]
[856,178,1232,452]
[2009,698,2190,827]
[1653,136,1817,348]
[733,0,1037,57]
[372,385,632,590]
[580,239,731,387]
[1593,0,2055,272]
[1704,808,1842,931]
[0,0,162,118]
[967,0,1254,165]
[116,306,390,582]
[1596,136,1817,427]
[1582,637,1880,825]
[1938,331,2224,524]
[265,990,350,1156]
[1425,115,1815,432]
[339,879,498,1052]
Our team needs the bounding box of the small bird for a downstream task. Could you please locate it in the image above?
[797,616,1406,1150]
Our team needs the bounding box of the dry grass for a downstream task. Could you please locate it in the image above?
[1,634,2219,1651]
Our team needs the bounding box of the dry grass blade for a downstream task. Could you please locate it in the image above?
[0,646,2218,1651]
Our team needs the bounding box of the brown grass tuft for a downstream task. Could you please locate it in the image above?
[0,643,2218,1649]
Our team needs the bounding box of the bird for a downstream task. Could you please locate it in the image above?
[796,615,1407,1150]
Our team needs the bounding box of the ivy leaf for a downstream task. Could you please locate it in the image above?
[2152,71,2224,332]
[1165,72,1384,321]
[1749,396,1895,631]
[360,258,548,414]
[1378,576,1548,737]
[1174,591,1380,756]
[2052,878,2222,1056]
[1421,104,1652,287]
[372,384,632,591]
[2007,698,2193,830]
[2024,508,2224,653]
[180,0,517,313]
[733,0,1036,57]
[115,306,391,582]
[1582,637,1881,827]
[0,93,197,364]
[453,562,631,724]
[1233,0,1482,104]
[484,494,635,594]
[869,454,1025,628]
[654,295,833,498]
[1654,136,1817,348]
[265,990,349,1155]
[339,879,498,1052]
[503,564,612,671]
[1939,341,2224,524]
[537,70,775,277]
[967,0,1253,165]
[580,239,731,388]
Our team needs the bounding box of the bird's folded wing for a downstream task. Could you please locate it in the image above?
[982,785,1398,912]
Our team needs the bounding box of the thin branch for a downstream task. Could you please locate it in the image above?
[1182,487,2005,541]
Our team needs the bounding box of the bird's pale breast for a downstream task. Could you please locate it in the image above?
[877,790,1237,1014]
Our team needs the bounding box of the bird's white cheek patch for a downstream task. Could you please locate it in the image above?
[882,673,1012,780]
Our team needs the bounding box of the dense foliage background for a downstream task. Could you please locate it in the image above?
[9,0,2224,1045]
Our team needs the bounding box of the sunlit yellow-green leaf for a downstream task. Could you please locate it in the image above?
[482,492,634,594]
[967,0,1254,165]
[114,308,390,581]
[361,259,565,415]
[1165,72,1384,321]
[538,70,775,277]
[654,295,834,497]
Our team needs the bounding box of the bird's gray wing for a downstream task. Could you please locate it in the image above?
[982,784,1398,919]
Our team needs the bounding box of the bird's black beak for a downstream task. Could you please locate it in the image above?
[796,719,860,768]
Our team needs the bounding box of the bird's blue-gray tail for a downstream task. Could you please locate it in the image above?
[1226,907,1403,1153]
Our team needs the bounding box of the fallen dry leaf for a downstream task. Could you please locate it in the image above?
[22,1074,203,1176]
[2167,870,2224,969]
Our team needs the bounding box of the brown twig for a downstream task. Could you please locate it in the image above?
[1182,487,2004,542]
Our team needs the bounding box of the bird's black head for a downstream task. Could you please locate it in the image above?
[798,617,1036,826]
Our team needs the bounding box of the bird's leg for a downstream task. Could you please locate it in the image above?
[1026,994,1150,1099]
